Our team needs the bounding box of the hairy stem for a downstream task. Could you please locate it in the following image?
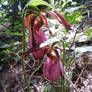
[22,12,31,92]
[61,40,66,66]
[61,40,66,92]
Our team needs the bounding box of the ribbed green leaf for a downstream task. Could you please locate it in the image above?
[25,0,52,11]
[25,5,40,13]
[43,83,55,92]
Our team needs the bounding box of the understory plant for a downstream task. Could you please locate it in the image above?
[21,0,72,91]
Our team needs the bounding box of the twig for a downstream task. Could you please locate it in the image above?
[74,66,86,85]
[69,29,78,50]
[29,62,43,82]
[69,23,86,50]
[24,55,39,69]
[24,61,36,69]
[64,74,79,92]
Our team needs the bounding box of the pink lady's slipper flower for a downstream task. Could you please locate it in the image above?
[24,10,72,60]
[24,8,71,81]
[44,58,61,82]
[43,49,64,82]
[29,28,47,59]
[25,15,47,60]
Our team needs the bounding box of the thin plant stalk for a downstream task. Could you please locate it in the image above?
[61,40,66,92]
[21,12,31,92]
[61,40,66,66]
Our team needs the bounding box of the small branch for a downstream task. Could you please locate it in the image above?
[69,29,78,50]
[24,59,37,69]
[64,74,79,92]
[74,66,86,85]
[29,62,43,82]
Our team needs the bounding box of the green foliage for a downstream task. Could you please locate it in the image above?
[27,0,52,8]
[65,42,70,48]
[24,0,52,12]
[8,0,14,5]
[0,41,22,65]
[66,11,83,24]
[51,0,76,9]
[70,52,75,65]
[1,0,6,3]
[43,83,55,92]
[84,27,92,40]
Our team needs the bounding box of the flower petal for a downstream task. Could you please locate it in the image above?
[29,28,47,48]
[54,11,72,30]
[44,10,71,30]
[24,14,33,29]
[32,48,45,59]
[33,15,44,31]
[43,58,61,82]
[41,14,52,35]
[29,28,47,59]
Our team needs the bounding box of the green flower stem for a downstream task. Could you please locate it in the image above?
[61,40,66,66]
[61,40,66,92]
[22,12,31,92]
